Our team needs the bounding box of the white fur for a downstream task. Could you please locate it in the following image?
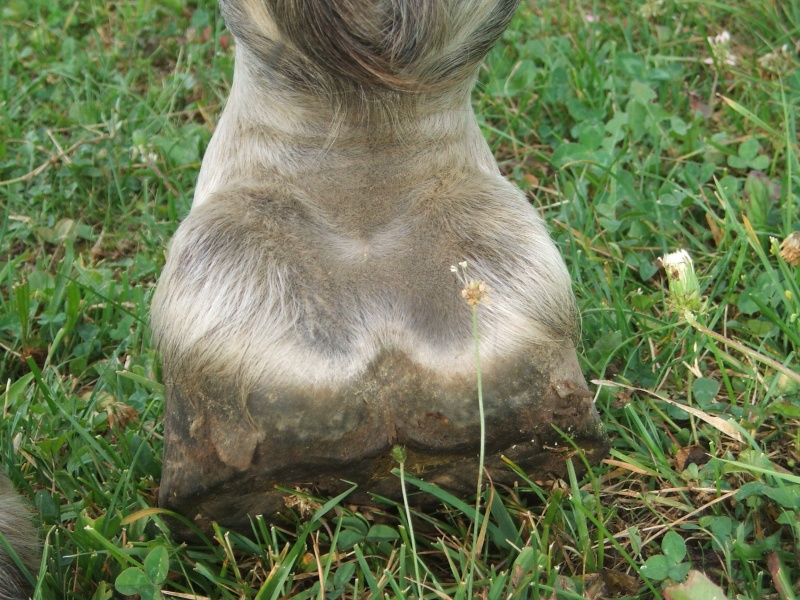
[152,0,577,400]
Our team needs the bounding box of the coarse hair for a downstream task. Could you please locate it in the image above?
[0,474,40,600]
[220,0,520,110]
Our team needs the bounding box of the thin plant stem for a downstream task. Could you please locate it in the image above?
[398,454,424,599]
[466,303,486,597]
[684,312,800,385]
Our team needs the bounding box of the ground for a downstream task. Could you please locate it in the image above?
[0,0,798,598]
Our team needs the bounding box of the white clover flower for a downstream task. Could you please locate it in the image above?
[712,31,730,45]
[704,30,737,67]
[639,0,665,19]
[130,144,159,164]
[780,232,800,266]
[758,44,794,75]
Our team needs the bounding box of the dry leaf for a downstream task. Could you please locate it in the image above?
[593,380,744,442]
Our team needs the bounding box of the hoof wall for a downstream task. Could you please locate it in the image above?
[159,346,609,538]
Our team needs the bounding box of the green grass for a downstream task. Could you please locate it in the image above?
[1,0,799,598]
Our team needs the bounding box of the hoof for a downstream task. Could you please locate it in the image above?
[151,0,611,539]
[158,343,608,538]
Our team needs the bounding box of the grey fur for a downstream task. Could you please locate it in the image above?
[151,0,601,532]
[152,0,577,396]
[220,0,519,94]
[0,475,39,600]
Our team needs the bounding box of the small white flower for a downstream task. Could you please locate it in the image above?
[712,31,731,46]
[758,44,793,75]
[130,145,158,164]
[704,30,737,67]
[639,0,665,19]
[780,232,800,266]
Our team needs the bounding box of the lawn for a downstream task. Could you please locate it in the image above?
[1,0,799,598]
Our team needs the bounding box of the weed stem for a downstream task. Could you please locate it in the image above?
[467,304,486,596]
[684,312,800,386]
[397,449,424,599]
